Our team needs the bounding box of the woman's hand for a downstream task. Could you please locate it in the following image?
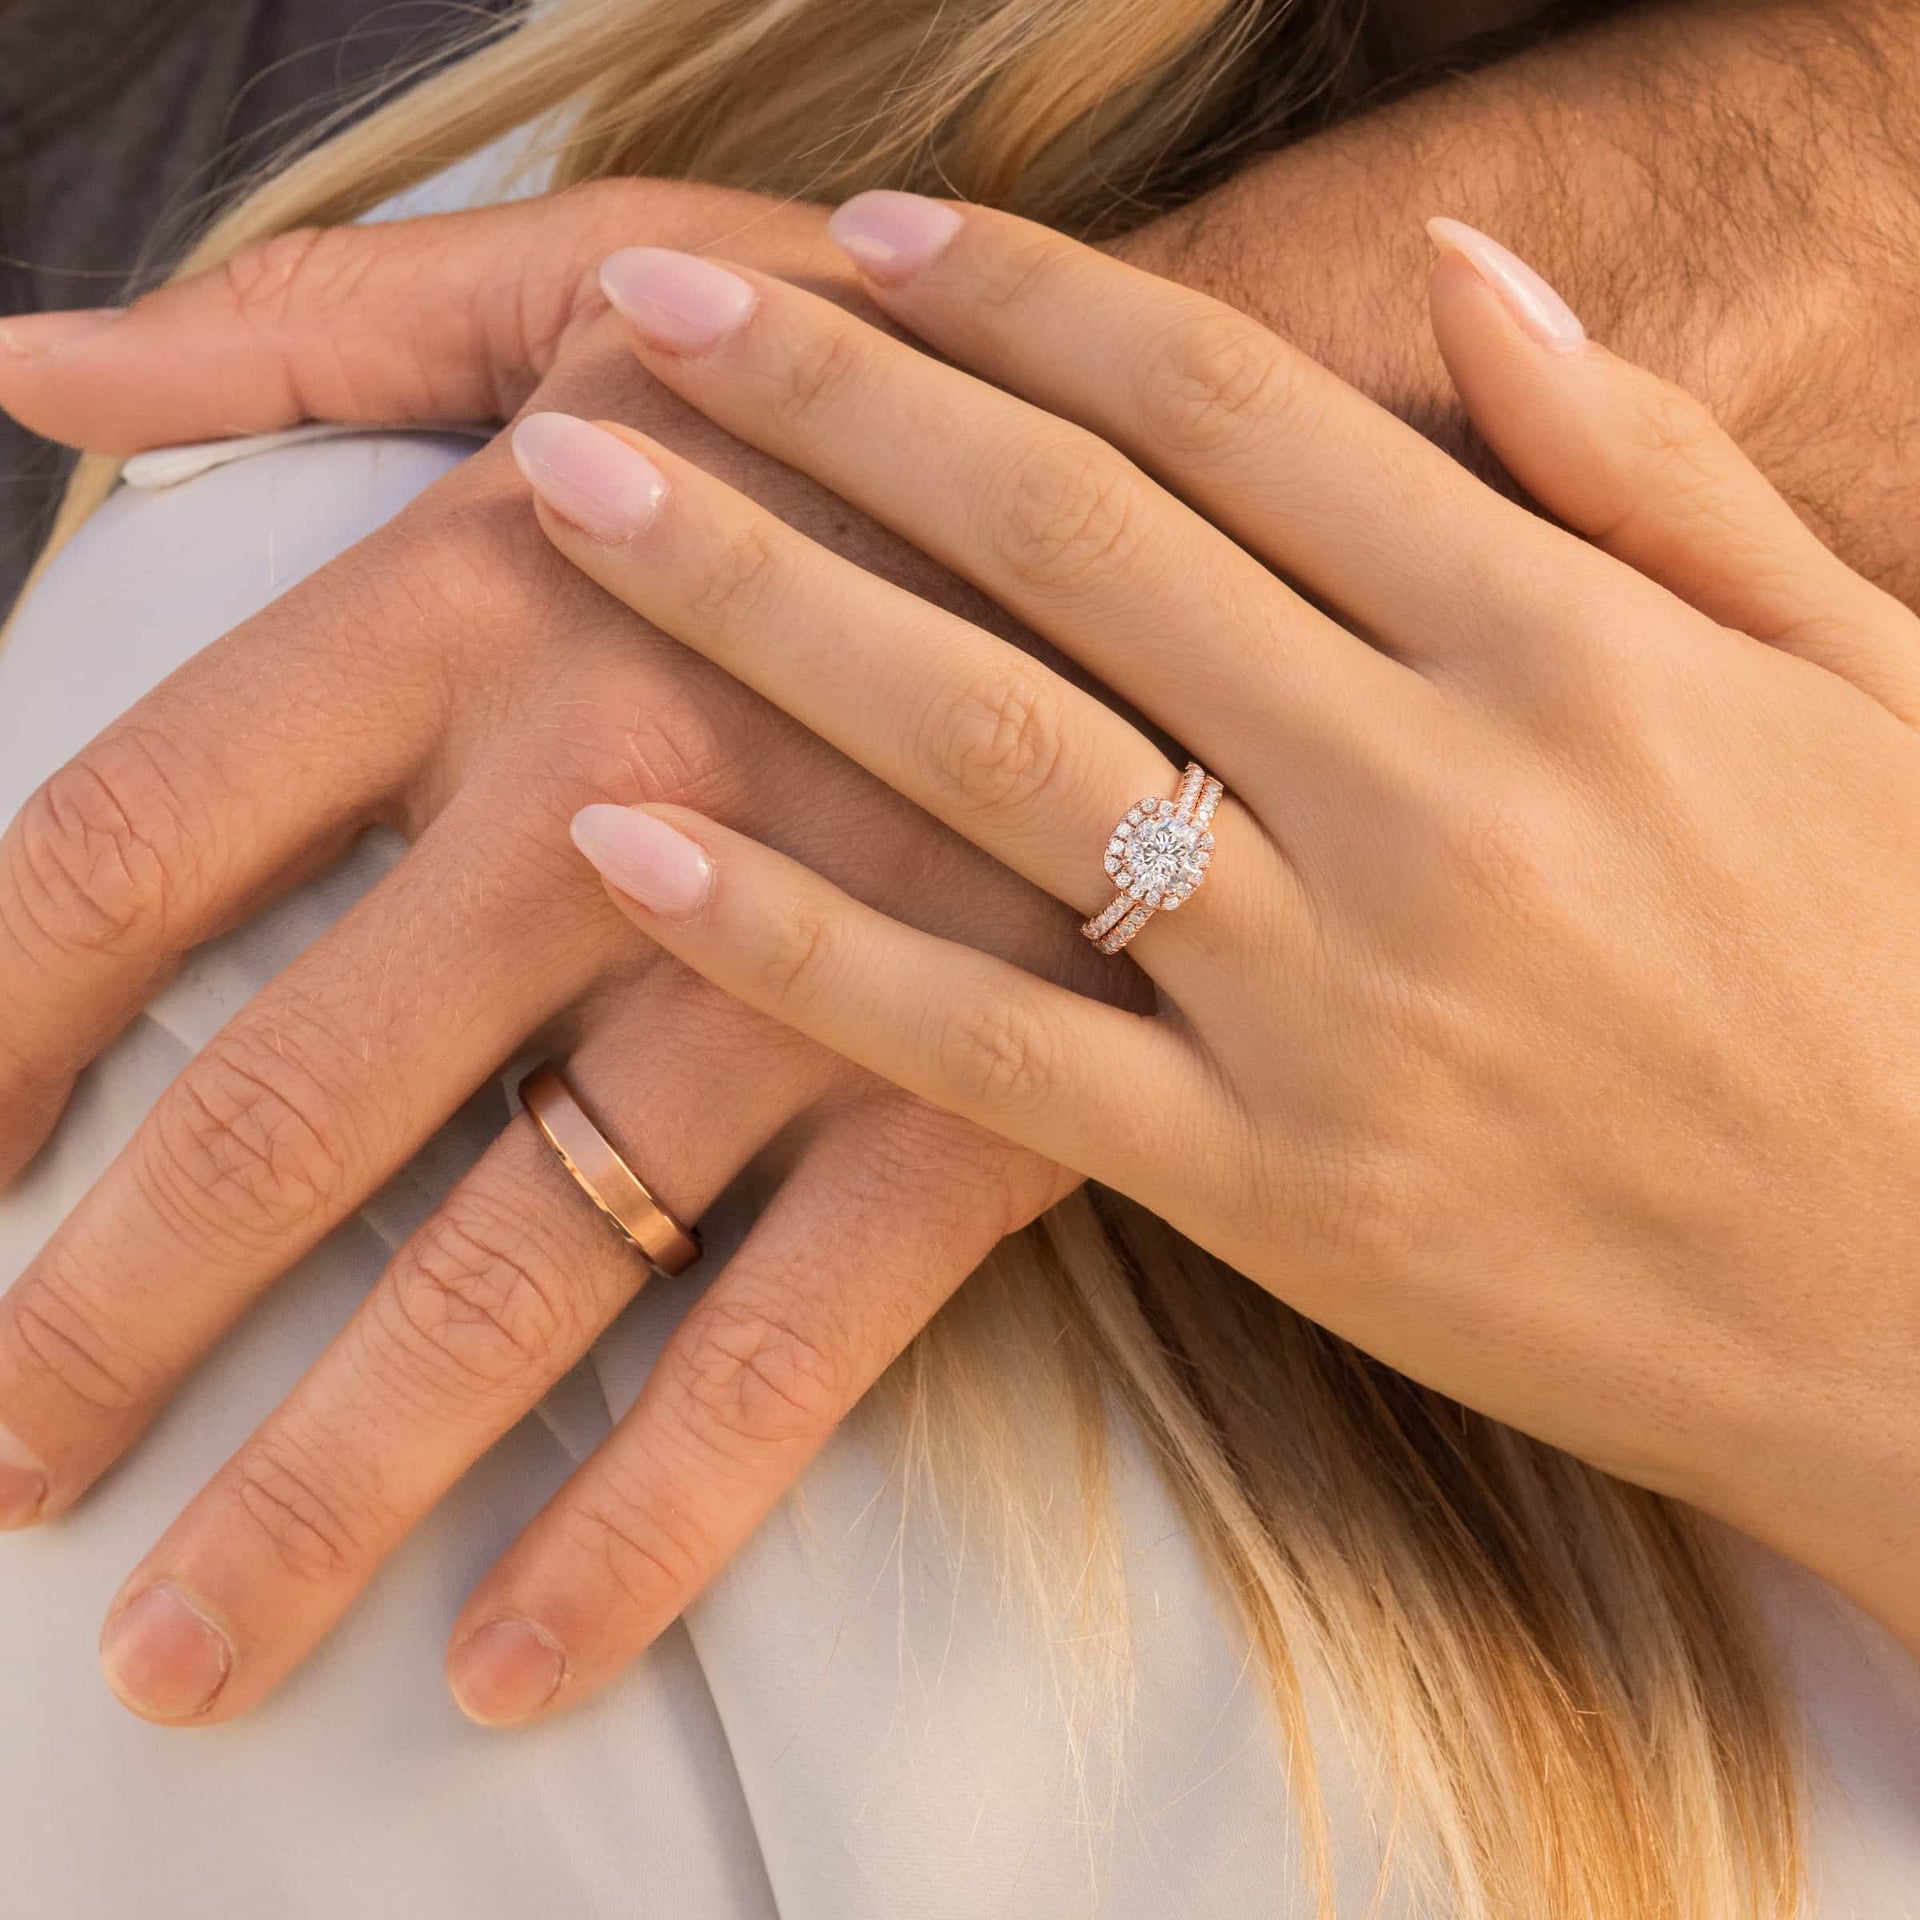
[0,187,1101,1725]
[523,195,1920,1659]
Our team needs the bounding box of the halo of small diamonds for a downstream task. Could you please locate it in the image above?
[1080,763,1224,954]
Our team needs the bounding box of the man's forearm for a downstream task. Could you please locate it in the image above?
[1122,0,1920,602]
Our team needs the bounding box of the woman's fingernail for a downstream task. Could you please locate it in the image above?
[100,1583,233,1721]
[1425,217,1586,352]
[450,1618,568,1726]
[571,804,714,916]
[512,412,667,543]
[0,1422,49,1529]
[599,248,757,353]
[0,307,124,361]
[828,191,964,283]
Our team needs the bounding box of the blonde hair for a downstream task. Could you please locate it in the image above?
[49,2,1803,1911]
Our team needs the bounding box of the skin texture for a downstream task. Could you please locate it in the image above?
[543,198,1920,1670]
[1,0,1919,1723]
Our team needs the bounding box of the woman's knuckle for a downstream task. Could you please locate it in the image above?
[686,521,791,636]
[1139,307,1288,454]
[8,733,195,960]
[756,898,840,1009]
[230,1437,363,1584]
[144,1025,355,1249]
[671,1292,847,1458]
[940,989,1061,1114]
[774,323,868,425]
[926,667,1068,820]
[994,431,1145,592]
[972,227,1065,316]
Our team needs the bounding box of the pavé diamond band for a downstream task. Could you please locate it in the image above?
[1081,761,1222,955]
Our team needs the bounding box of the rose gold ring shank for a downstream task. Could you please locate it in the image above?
[519,1065,701,1275]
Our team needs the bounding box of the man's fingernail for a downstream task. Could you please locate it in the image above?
[0,308,124,361]
[512,412,668,543]
[571,804,713,916]
[827,191,964,283]
[0,1422,49,1529]
[100,1583,233,1722]
[450,1617,568,1726]
[1425,217,1586,352]
[599,248,757,353]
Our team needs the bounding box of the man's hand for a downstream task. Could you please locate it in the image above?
[0,181,1105,1725]
[1122,0,1920,605]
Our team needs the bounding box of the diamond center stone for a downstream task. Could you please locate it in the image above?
[1129,816,1199,892]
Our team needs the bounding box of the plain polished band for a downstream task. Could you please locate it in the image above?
[519,1065,701,1275]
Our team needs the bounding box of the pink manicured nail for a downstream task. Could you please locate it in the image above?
[1426,217,1586,352]
[827,191,964,283]
[100,1583,233,1721]
[0,1422,48,1529]
[0,308,124,361]
[571,804,713,916]
[450,1618,568,1726]
[512,412,667,543]
[599,249,757,352]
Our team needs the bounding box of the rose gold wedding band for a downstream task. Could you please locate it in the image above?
[519,1065,701,1275]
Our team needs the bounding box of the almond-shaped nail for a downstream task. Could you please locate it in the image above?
[1426,217,1586,352]
[450,1617,568,1726]
[512,412,667,543]
[0,1421,49,1529]
[0,308,124,361]
[827,191,964,283]
[571,804,713,916]
[100,1583,233,1722]
[599,249,757,353]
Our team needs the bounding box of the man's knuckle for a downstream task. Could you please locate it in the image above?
[8,733,195,959]
[923,667,1069,821]
[231,1437,363,1583]
[671,1292,847,1457]
[143,1024,355,1247]
[1138,306,1289,454]
[5,1257,143,1416]
[561,1494,705,1616]
[379,1200,582,1399]
[993,430,1145,592]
